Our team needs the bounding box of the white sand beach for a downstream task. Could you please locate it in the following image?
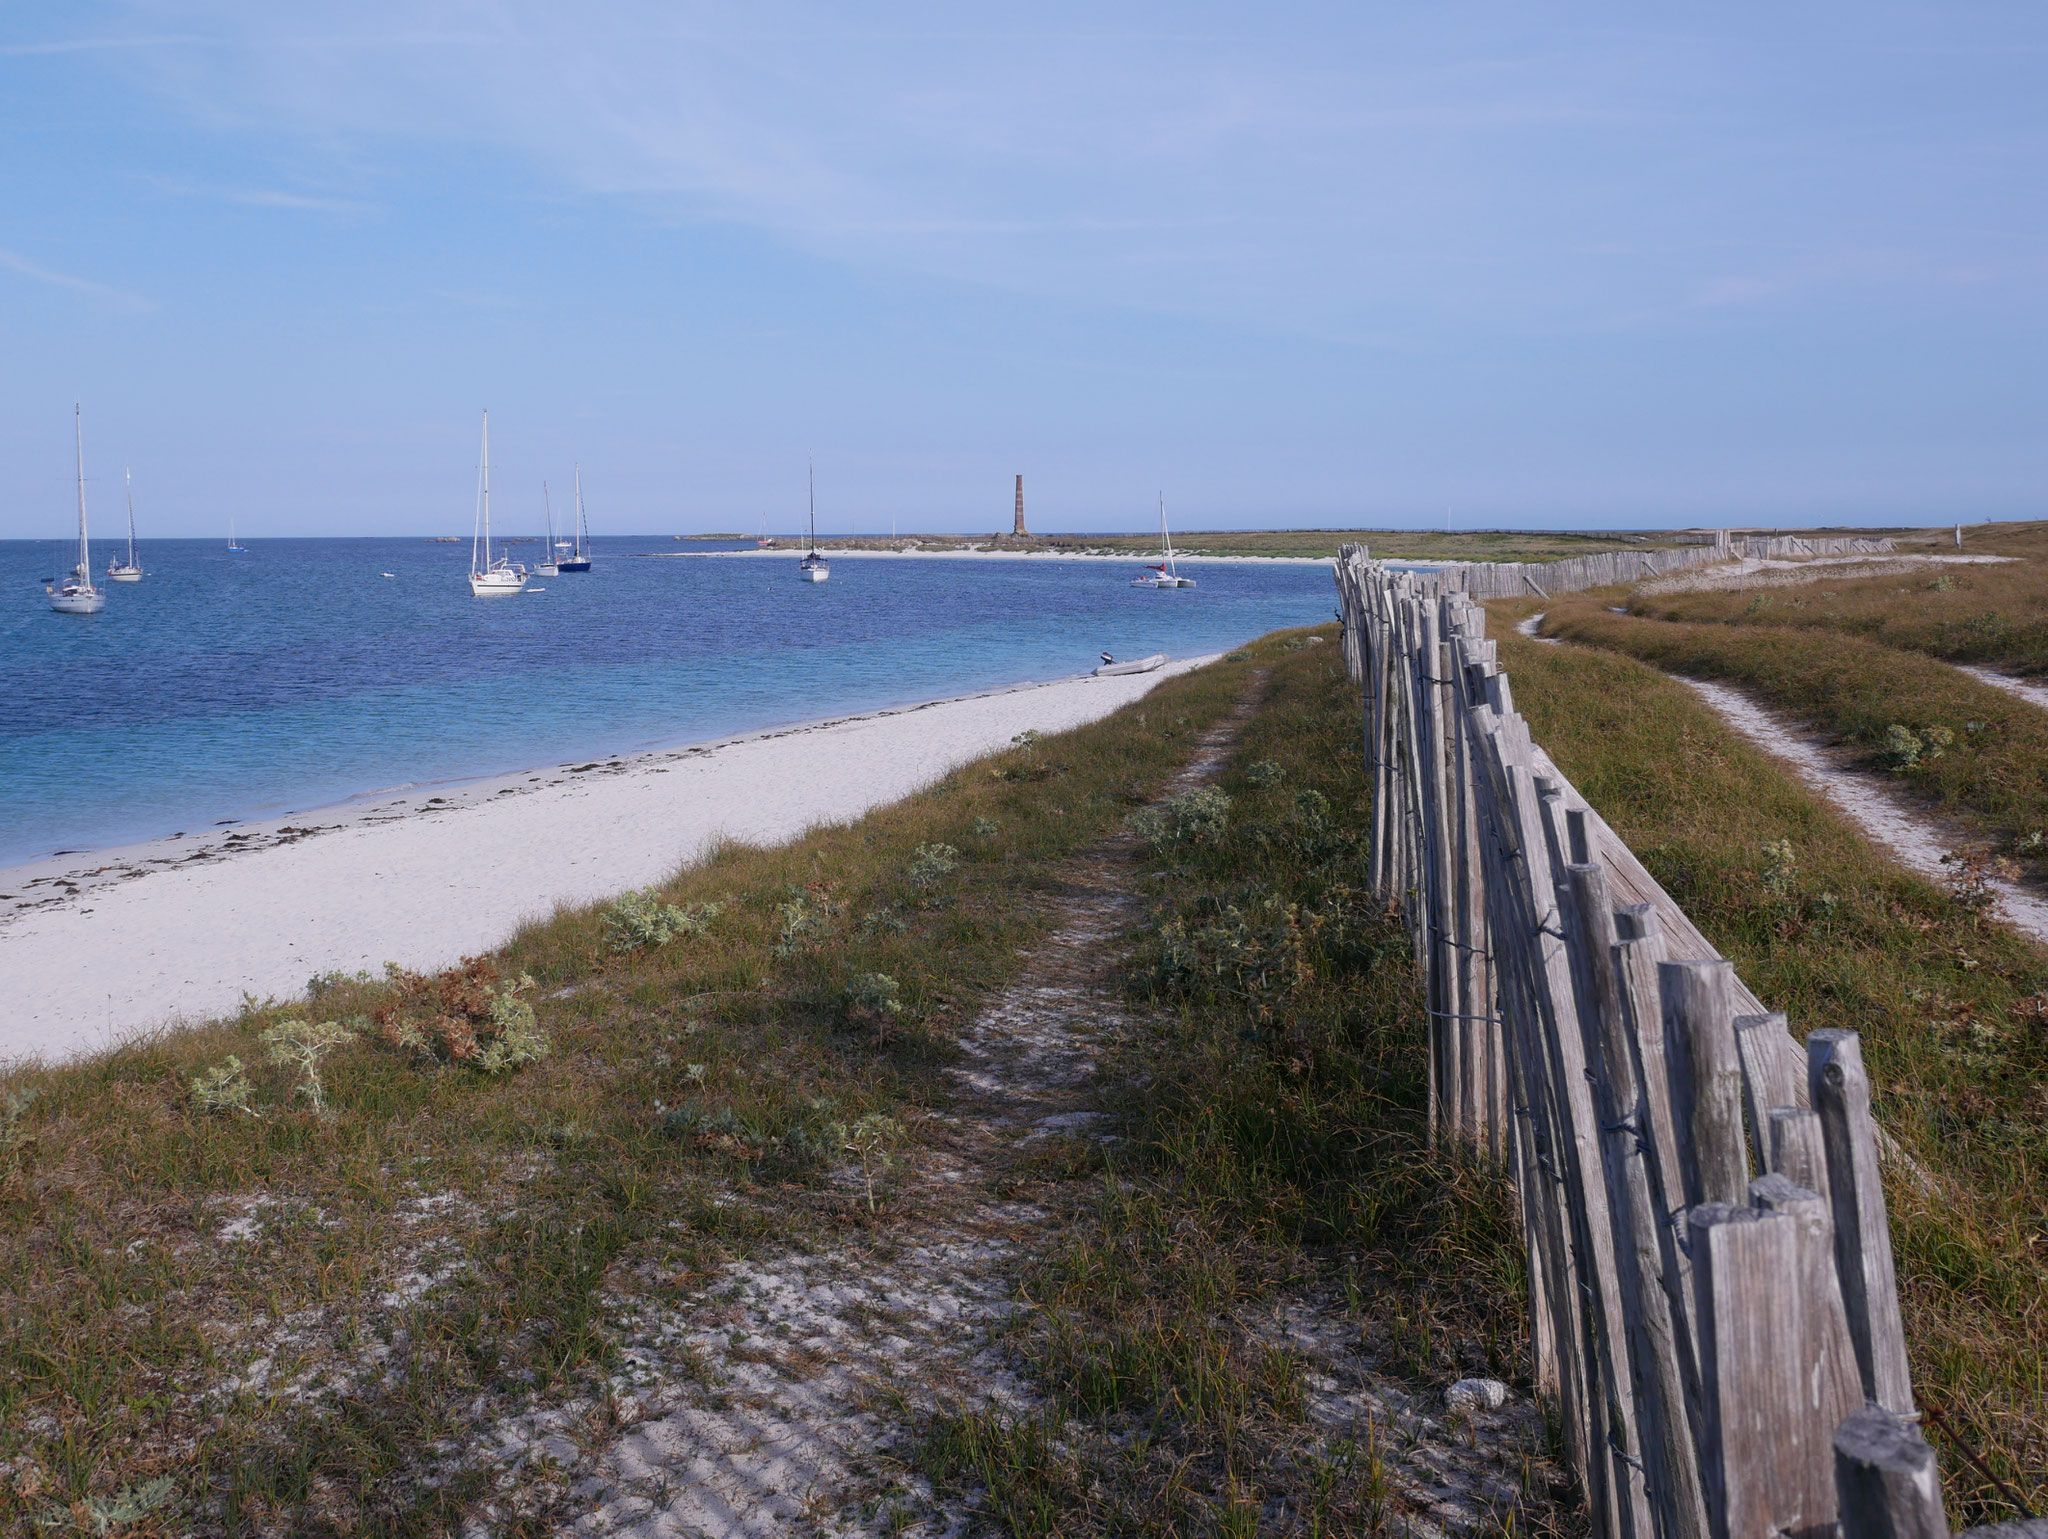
[0,660,1212,1066]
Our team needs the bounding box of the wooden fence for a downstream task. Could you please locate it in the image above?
[1738,536,1896,559]
[1417,544,1729,599]
[1333,545,1980,1539]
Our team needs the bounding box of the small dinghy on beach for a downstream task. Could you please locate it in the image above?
[1093,652,1167,677]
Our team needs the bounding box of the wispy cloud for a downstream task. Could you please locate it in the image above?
[0,248,153,313]
[156,179,375,215]
[0,35,202,57]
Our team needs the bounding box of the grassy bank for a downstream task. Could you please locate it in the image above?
[1541,597,2048,872]
[1492,623,2048,1522]
[0,656,1258,1535]
[1623,521,2048,675]
[920,631,1568,1535]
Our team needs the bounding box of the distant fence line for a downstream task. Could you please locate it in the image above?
[1332,545,1981,1539]
[1407,534,1897,602]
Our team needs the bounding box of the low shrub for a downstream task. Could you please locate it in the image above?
[189,1056,260,1117]
[373,957,551,1073]
[1132,786,1231,849]
[906,842,960,890]
[601,889,723,952]
[260,1018,359,1113]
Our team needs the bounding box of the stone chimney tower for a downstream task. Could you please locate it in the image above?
[1013,474,1028,537]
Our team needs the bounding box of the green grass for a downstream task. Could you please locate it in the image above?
[0,653,1258,1535]
[1540,597,2048,876]
[1490,622,2048,1523]
[1625,519,2048,676]
[916,632,1572,1536]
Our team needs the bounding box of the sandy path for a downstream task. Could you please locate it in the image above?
[1633,552,2012,596]
[1957,664,2048,714]
[1518,612,2048,945]
[1673,679,2048,946]
[0,663,1210,1067]
[441,690,1545,1537]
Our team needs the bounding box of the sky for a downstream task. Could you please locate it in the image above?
[2,2,2044,538]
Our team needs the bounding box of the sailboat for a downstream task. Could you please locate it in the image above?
[1131,493,1196,589]
[468,412,528,596]
[49,406,106,614]
[107,469,143,582]
[798,460,829,582]
[227,518,248,553]
[556,465,593,571]
[756,511,776,549]
[533,482,561,576]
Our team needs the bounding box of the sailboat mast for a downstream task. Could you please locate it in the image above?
[74,405,89,577]
[808,459,817,550]
[479,412,493,570]
[543,479,553,557]
[125,470,136,566]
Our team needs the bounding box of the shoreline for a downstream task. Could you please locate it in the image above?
[0,658,1215,1066]
[641,547,1337,566]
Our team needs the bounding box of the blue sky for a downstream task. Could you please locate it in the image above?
[2,3,2044,537]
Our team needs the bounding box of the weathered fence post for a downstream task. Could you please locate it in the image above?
[1810,1030,1915,1414]
[1835,1407,1950,1539]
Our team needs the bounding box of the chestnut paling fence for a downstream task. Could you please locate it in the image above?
[1332,546,1995,1539]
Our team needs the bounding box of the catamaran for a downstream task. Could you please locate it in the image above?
[49,406,106,614]
[534,482,561,576]
[107,469,143,582]
[468,412,528,596]
[556,466,593,571]
[1131,493,1195,589]
[799,460,829,582]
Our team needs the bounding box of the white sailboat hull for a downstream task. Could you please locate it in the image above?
[107,568,143,583]
[800,563,829,582]
[1093,653,1166,676]
[469,570,528,596]
[50,587,106,614]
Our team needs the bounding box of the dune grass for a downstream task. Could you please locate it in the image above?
[919,633,1570,1535]
[0,651,1260,1536]
[1540,595,2048,877]
[1621,521,2048,675]
[1491,622,2048,1523]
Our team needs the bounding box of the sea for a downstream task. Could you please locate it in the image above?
[1,537,1337,868]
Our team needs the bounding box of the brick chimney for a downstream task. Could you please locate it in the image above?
[1013,474,1028,537]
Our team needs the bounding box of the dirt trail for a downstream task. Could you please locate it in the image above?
[1521,612,2048,948]
[450,683,1545,1538]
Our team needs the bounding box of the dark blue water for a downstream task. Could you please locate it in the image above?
[2,536,1334,866]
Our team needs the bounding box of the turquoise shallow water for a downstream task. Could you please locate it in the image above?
[2,537,1335,867]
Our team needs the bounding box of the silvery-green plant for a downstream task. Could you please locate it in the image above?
[474,980,551,1073]
[1134,786,1232,849]
[260,1018,359,1114]
[602,889,723,953]
[1243,759,1284,787]
[907,842,960,890]
[844,1113,905,1212]
[843,972,904,1028]
[1760,838,1799,900]
[37,1474,176,1536]
[970,816,1001,839]
[775,887,838,956]
[189,1057,260,1117]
